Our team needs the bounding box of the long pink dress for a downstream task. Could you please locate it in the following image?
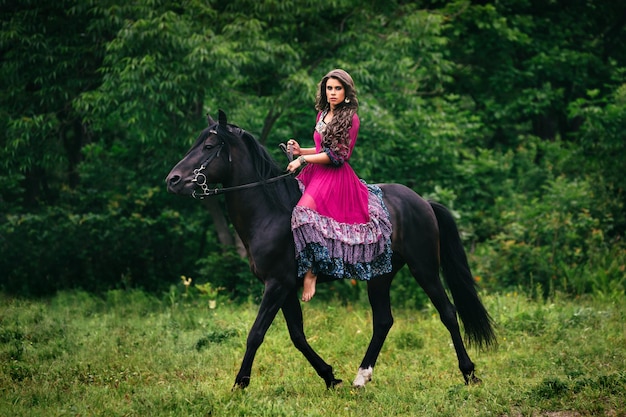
[291,111,392,280]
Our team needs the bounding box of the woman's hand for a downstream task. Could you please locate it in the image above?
[286,156,305,173]
[287,139,301,156]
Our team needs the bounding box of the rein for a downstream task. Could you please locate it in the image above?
[191,129,294,199]
[192,171,294,199]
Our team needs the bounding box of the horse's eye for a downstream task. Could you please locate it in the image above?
[204,143,213,150]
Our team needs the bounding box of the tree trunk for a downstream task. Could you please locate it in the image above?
[259,107,281,145]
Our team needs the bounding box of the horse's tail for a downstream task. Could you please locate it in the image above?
[429,201,497,349]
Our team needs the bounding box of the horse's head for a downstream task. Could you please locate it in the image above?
[166,110,235,197]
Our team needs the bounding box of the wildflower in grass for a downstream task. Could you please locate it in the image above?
[181,275,192,297]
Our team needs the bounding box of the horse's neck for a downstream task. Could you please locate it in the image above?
[223,146,296,243]
[224,190,290,246]
[225,195,253,245]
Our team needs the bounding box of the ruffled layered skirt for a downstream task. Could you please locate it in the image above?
[292,177,393,280]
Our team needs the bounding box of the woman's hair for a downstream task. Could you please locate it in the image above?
[315,69,359,159]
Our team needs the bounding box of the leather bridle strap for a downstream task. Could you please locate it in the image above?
[279,142,294,162]
[191,132,295,199]
[192,171,294,198]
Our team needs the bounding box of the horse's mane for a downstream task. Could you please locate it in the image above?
[221,123,301,212]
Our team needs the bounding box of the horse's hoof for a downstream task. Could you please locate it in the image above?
[326,378,343,389]
[464,371,482,385]
[352,366,373,388]
[232,376,250,390]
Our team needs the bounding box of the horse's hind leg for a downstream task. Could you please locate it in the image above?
[353,273,394,387]
[414,267,478,384]
[281,289,342,389]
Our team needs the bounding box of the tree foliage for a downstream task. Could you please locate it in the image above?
[1,0,625,299]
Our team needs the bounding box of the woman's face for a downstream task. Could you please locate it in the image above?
[325,77,346,110]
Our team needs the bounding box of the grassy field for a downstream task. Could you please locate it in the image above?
[0,289,624,417]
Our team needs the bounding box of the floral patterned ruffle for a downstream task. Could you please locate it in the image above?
[292,184,393,280]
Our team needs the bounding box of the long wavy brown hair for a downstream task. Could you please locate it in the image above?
[315,69,359,159]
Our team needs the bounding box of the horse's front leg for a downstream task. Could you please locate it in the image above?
[234,280,288,389]
[281,289,342,389]
[353,274,394,387]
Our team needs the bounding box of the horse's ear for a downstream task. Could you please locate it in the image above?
[218,109,228,126]
[207,112,216,126]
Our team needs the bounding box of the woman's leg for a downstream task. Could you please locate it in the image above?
[296,192,318,302]
[301,269,317,302]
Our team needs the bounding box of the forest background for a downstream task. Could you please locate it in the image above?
[1,0,625,305]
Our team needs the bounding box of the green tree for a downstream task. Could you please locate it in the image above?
[1,0,624,298]
[569,83,626,233]
[444,0,626,145]
[0,0,117,207]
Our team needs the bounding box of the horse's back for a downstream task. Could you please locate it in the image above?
[378,183,436,226]
[378,183,439,262]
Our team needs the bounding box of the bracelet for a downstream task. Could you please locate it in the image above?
[298,156,307,166]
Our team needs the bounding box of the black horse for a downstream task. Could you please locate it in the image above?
[166,110,496,389]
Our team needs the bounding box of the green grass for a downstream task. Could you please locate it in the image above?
[1,290,625,416]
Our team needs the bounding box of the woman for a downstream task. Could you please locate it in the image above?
[286,69,393,302]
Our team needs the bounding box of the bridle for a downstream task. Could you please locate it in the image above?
[191,128,294,199]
